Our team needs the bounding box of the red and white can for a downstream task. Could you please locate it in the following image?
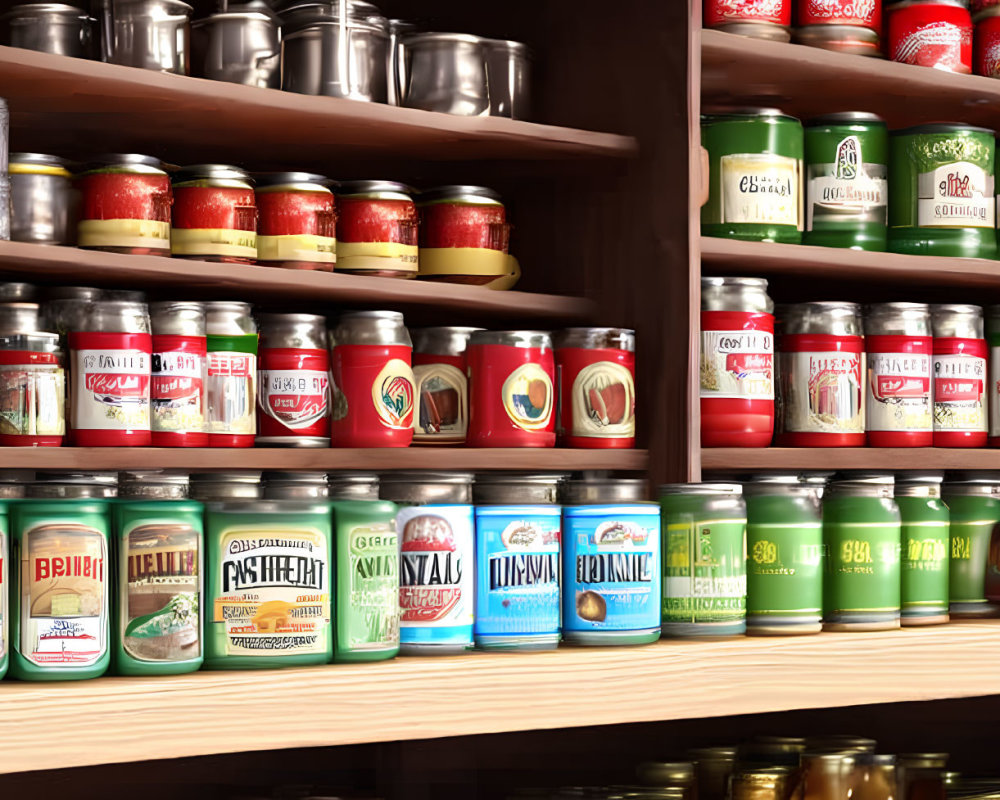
[864,303,933,448]
[204,301,258,448]
[411,326,482,445]
[466,331,556,448]
[798,0,882,29]
[330,311,414,448]
[554,328,636,449]
[150,301,206,447]
[704,0,792,39]
[931,304,987,447]
[888,0,973,74]
[975,5,1000,75]
[69,300,152,447]
[257,313,331,447]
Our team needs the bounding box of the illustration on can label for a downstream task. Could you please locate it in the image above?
[893,21,971,71]
[700,329,774,399]
[152,349,205,434]
[807,135,888,231]
[501,363,553,431]
[867,350,933,432]
[347,523,399,651]
[206,352,256,435]
[720,153,801,228]
[0,363,64,437]
[259,368,330,430]
[934,352,987,431]
[663,519,747,623]
[372,359,415,430]
[918,163,994,229]
[74,348,150,431]
[414,363,467,439]
[571,361,635,438]
[782,350,865,434]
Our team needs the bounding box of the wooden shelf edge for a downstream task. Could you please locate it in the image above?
[701,447,1000,471]
[3,622,1000,774]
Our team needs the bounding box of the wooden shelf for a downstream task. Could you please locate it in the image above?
[702,28,1000,129]
[3,622,1000,774]
[702,447,1000,471]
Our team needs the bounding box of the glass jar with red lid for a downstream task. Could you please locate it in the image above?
[76,154,172,256]
[255,172,337,271]
[335,180,418,278]
[171,164,257,263]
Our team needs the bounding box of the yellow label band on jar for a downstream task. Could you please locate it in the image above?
[257,234,337,263]
[418,247,509,277]
[78,219,171,250]
[10,163,72,177]
[170,228,258,259]
[336,241,419,273]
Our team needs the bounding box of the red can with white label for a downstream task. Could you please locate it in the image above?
[888,0,973,74]
[798,0,882,29]
[466,331,556,448]
[932,304,987,447]
[69,300,152,447]
[150,301,206,447]
[257,313,330,447]
[701,277,775,448]
[330,311,414,448]
[554,328,636,449]
[864,303,933,447]
[776,302,866,447]
[704,0,792,39]
[204,301,258,448]
[975,6,1000,75]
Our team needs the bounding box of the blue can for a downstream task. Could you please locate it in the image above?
[560,478,661,646]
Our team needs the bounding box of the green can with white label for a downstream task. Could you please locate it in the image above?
[744,475,825,636]
[942,476,1000,618]
[660,483,747,637]
[896,474,950,627]
[823,475,901,631]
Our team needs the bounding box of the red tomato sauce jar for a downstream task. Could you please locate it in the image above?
[411,326,482,446]
[76,154,172,256]
[466,330,556,448]
[700,277,775,448]
[171,164,258,263]
[931,303,987,447]
[975,4,1000,75]
[888,0,973,74]
[704,0,792,40]
[554,327,636,449]
[255,172,337,271]
[330,310,415,448]
[336,180,418,278]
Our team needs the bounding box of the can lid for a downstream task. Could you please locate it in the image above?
[149,300,205,313]
[44,285,102,301]
[327,471,380,500]
[118,471,189,498]
[174,164,253,185]
[9,152,71,176]
[379,471,474,503]
[806,111,885,126]
[0,282,36,302]
[469,330,553,348]
[701,107,795,120]
[553,328,635,352]
[660,483,742,495]
[1,4,92,19]
[932,303,983,316]
[560,478,649,504]
[701,276,769,290]
[418,185,503,204]
[337,180,413,196]
[192,6,277,25]
[254,171,336,190]
[893,122,995,136]
[380,471,474,484]
[85,153,166,173]
[472,473,564,505]
[866,301,930,313]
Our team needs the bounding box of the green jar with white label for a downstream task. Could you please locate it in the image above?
[701,108,803,244]
[895,473,950,627]
[942,476,1000,618]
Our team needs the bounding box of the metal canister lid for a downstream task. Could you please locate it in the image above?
[0,303,40,334]
[189,472,263,501]
[795,26,881,48]
[86,154,166,174]
[701,277,773,313]
[553,328,635,352]
[931,304,983,338]
[327,472,380,500]
[204,301,256,336]
[280,0,388,32]
[333,311,410,347]
[9,152,71,177]
[895,472,943,498]
[561,478,649,504]
[257,312,327,349]
[80,300,150,334]
[173,164,254,187]
[469,330,552,349]
[263,471,329,500]
[635,762,695,787]
[118,471,190,499]
[894,122,994,137]
[254,172,335,192]
[337,180,413,199]
[192,6,277,26]
[0,283,36,302]
[780,302,863,336]
[865,302,931,337]
[411,327,482,357]
[806,111,885,126]
[404,31,488,47]
[379,471,473,504]
[28,471,118,498]
[418,185,503,205]
[472,473,563,505]
[661,482,742,496]
[150,301,206,337]
[825,474,894,498]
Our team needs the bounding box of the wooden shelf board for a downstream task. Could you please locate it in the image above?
[3,622,1000,774]
[701,28,1000,129]
[701,448,1000,471]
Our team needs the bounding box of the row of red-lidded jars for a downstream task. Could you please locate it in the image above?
[702,0,883,50]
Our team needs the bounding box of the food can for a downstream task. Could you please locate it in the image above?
[660,483,747,637]
[262,471,329,500]
[798,0,883,29]
[335,180,418,278]
[150,301,207,447]
[76,154,171,255]
[171,165,257,264]
[9,152,74,245]
[553,328,636,449]
[794,24,882,54]
[864,303,933,447]
[942,475,1000,617]
[255,172,336,270]
[467,330,556,448]
[204,500,332,668]
[931,304,987,447]
[411,326,481,445]
[189,471,262,501]
[804,112,888,250]
[0,331,65,446]
[743,475,824,635]
[989,305,1000,445]
[688,747,738,800]
[330,311,415,447]
[822,474,901,631]
[0,301,39,334]
[701,108,804,244]
[204,301,258,448]
[379,472,475,654]
[472,474,562,650]
[895,473,950,626]
[730,768,795,800]
[975,5,1000,75]
[888,0,972,72]
[561,478,661,645]
[328,472,380,500]
[701,277,775,447]
[257,313,331,447]
[69,300,152,447]
[703,0,792,40]
[888,123,996,258]
[776,302,865,447]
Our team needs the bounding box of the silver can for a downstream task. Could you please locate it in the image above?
[42,286,103,336]
[118,470,189,499]
[400,32,489,116]
[332,310,411,347]
[485,38,530,119]
[9,153,75,245]
[0,303,40,334]
[150,301,207,443]
[1,3,95,58]
[0,331,65,445]
[931,304,987,443]
[328,471,379,500]
[27,471,118,498]
[701,276,773,313]
[190,7,280,89]
[204,301,258,446]
[0,283,36,302]
[97,0,193,74]
[262,471,329,499]
[189,471,262,501]
[411,326,481,446]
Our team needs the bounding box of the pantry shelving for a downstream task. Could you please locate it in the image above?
[701,448,1000,471]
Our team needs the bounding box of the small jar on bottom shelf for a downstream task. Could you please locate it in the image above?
[896,473,950,627]
[171,164,257,264]
[942,475,1000,618]
[931,304,987,448]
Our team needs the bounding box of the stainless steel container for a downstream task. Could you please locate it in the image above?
[10,153,74,245]
[280,1,389,102]
[701,276,774,313]
[932,304,984,339]
[0,302,40,333]
[97,0,192,74]
[262,471,329,499]
[1,3,94,57]
[117,470,189,498]
[189,471,262,501]
[485,38,530,119]
[191,6,279,89]
[399,32,489,116]
[386,17,416,106]
[328,471,378,499]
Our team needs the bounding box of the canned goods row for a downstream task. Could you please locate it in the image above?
[11,155,522,286]
[702,109,1000,258]
[0,469,664,681]
[701,280,1000,448]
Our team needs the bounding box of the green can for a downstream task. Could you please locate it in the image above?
[942,476,1000,618]
[204,500,332,669]
[822,475,901,631]
[701,108,803,244]
[888,123,997,259]
[804,112,888,251]
[660,483,747,637]
[895,473,950,627]
[744,475,824,636]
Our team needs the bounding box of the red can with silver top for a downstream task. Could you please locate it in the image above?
[411,326,481,445]
[69,300,152,447]
[466,330,556,448]
[931,304,987,447]
[553,328,636,449]
[330,311,415,448]
[150,301,207,447]
[257,312,331,447]
[204,301,258,448]
[703,0,792,40]
[888,0,973,74]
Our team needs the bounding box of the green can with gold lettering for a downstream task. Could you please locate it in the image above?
[896,474,950,627]
[942,476,1000,618]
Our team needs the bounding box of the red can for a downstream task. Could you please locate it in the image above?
[150,301,207,448]
[336,181,419,278]
[888,0,973,74]
[973,0,1000,12]
[798,0,882,29]
[255,172,337,271]
[257,313,331,447]
[554,328,636,449]
[411,326,481,445]
[417,186,510,285]
[466,331,556,448]
[932,305,987,448]
[171,164,258,263]
[975,5,1000,75]
[330,311,414,448]
[704,0,792,38]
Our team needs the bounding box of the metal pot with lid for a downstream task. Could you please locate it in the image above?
[1,3,95,58]
[191,3,279,89]
[96,0,193,74]
[398,31,490,116]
